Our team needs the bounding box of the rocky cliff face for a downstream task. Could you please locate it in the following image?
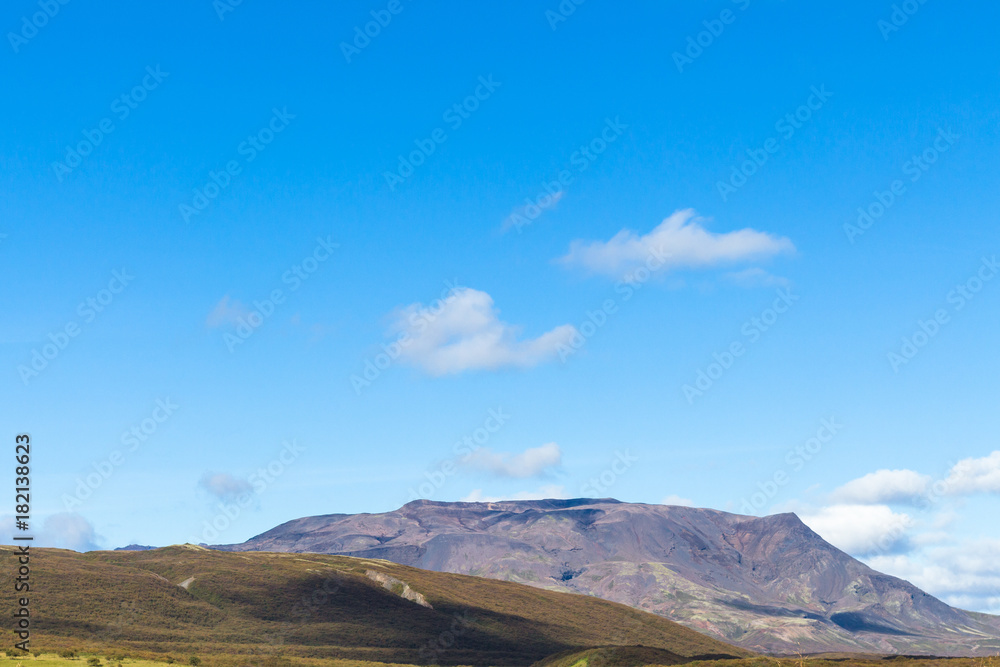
[218,498,1000,656]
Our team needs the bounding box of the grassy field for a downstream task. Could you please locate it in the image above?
[1,546,747,665]
[0,655,413,667]
[1,652,998,667]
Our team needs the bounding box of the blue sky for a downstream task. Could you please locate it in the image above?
[2,1,999,612]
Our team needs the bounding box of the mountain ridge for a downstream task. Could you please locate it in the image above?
[217,498,1000,656]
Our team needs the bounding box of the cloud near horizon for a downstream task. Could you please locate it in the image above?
[461,484,568,503]
[558,209,795,278]
[784,454,1000,614]
[866,540,1000,614]
[389,288,577,375]
[462,442,562,478]
[0,512,103,551]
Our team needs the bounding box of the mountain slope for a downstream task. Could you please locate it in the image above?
[0,545,747,665]
[218,498,1000,656]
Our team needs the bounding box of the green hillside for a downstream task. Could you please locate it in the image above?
[1,546,749,666]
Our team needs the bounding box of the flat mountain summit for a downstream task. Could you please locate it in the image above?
[218,498,1000,656]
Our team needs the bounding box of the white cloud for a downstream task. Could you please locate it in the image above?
[206,295,251,328]
[389,288,578,375]
[463,442,562,478]
[199,472,253,500]
[831,469,933,505]
[461,484,568,503]
[0,513,104,551]
[799,504,914,556]
[943,451,1000,495]
[661,494,695,507]
[558,209,795,277]
[866,542,1000,613]
[42,513,102,551]
[782,457,1000,614]
[941,594,1000,614]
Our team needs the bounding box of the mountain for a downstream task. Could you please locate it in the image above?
[114,544,157,551]
[0,544,747,665]
[218,498,1000,656]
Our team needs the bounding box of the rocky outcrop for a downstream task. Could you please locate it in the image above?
[365,569,432,608]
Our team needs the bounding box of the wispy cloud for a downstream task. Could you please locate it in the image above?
[558,209,795,278]
[199,472,253,501]
[720,267,790,289]
[462,442,562,478]
[500,190,564,233]
[206,295,251,328]
[461,484,568,503]
[389,287,577,375]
